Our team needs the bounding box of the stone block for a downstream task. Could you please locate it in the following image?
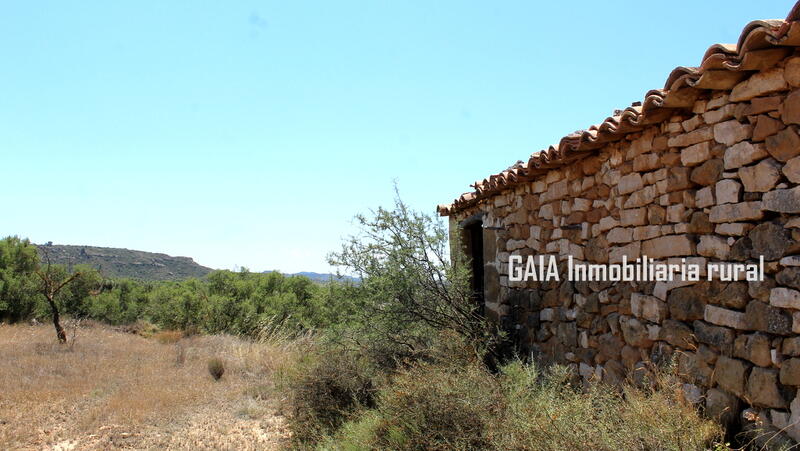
[691,158,724,186]
[783,89,800,125]
[734,333,772,367]
[694,320,734,354]
[609,242,641,264]
[786,57,800,87]
[641,235,694,259]
[688,212,714,234]
[607,227,633,244]
[659,319,696,349]
[771,287,800,310]
[697,235,731,260]
[766,127,800,162]
[713,356,750,397]
[618,173,643,195]
[714,120,753,146]
[748,367,788,408]
[730,67,788,102]
[668,286,706,321]
[746,300,792,335]
[632,225,661,241]
[704,104,735,124]
[715,223,754,236]
[784,337,800,356]
[709,202,764,223]
[598,216,619,232]
[705,305,748,330]
[681,141,711,166]
[739,158,782,192]
[715,179,741,204]
[724,141,768,170]
[667,127,713,148]
[620,317,652,347]
[633,153,660,172]
[620,208,647,226]
[630,293,667,323]
[781,358,800,385]
[665,166,693,192]
[678,351,713,387]
[695,187,714,208]
[763,186,800,213]
[624,186,657,208]
[753,114,785,141]
[783,155,800,183]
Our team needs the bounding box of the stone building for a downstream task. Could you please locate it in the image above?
[438,1,800,439]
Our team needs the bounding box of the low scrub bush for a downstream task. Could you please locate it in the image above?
[493,361,723,450]
[207,357,225,381]
[119,319,160,338]
[315,350,722,450]
[284,347,380,446]
[370,361,504,450]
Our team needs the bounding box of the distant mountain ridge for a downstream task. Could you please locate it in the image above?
[35,244,213,281]
[35,244,356,283]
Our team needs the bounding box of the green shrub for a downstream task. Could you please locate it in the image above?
[120,319,159,338]
[320,357,723,451]
[0,236,44,322]
[372,361,504,450]
[318,410,382,451]
[492,360,723,450]
[285,347,379,445]
[207,357,225,381]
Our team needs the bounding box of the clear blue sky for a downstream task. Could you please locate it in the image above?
[1,1,794,273]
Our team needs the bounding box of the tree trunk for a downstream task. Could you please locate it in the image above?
[48,298,66,343]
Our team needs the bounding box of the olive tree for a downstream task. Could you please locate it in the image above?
[35,247,102,343]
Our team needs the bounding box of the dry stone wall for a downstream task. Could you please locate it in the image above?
[450,56,800,437]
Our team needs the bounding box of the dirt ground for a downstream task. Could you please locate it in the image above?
[0,322,293,450]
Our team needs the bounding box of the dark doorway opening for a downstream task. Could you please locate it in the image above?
[464,220,485,314]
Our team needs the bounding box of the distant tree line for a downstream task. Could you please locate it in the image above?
[0,236,359,339]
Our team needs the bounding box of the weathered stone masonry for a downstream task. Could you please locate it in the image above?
[439,3,800,439]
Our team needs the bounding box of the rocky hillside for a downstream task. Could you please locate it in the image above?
[36,244,213,281]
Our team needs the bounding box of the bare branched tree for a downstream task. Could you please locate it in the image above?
[35,248,83,343]
[328,187,500,364]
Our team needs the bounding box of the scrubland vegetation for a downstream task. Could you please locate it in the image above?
[0,235,350,338]
[1,197,729,450]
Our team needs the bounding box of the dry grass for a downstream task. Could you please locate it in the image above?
[0,322,303,450]
[153,329,184,344]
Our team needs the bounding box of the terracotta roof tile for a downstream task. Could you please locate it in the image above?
[439,2,800,216]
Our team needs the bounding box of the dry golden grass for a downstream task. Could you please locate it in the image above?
[152,329,184,344]
[0,322,302,450]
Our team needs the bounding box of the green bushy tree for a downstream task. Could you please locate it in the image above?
[85,279,152,324]
[0,236,41,322]
[146,279,205,331]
